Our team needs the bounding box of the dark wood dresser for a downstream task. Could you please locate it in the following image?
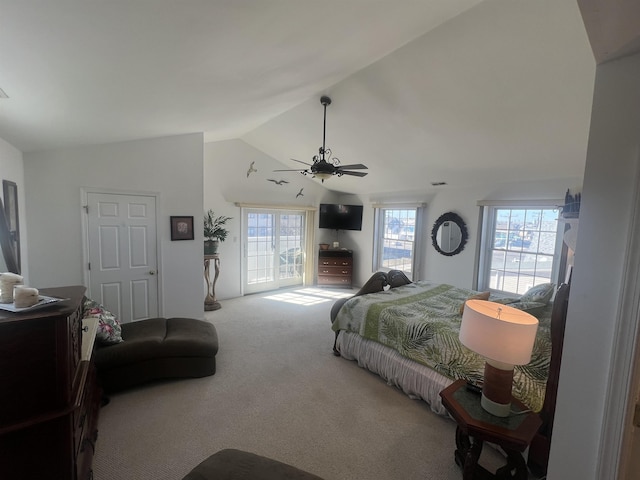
[0,285,101,480]
[318,249,353,287]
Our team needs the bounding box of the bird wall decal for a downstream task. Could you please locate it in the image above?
[267,179,289,185]
[296,188,304,198]
[246,161,257,177]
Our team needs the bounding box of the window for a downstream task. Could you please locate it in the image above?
[373,207,422,281]
[478,206,563,295]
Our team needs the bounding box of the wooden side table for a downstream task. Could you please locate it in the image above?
[439,380,542,480]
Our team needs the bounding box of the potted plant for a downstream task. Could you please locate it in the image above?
[204,210,232,255]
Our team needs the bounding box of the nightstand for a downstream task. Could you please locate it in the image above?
[439,380,542,480]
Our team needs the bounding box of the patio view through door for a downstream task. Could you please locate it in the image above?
[243,209,306,294]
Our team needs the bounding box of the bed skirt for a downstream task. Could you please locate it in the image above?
[336,331,453,416]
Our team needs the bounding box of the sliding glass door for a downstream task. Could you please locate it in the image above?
[243,208,306,294]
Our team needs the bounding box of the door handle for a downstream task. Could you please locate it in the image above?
[149,270,156,275]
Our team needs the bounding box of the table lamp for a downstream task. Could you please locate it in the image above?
[459,300,539,417]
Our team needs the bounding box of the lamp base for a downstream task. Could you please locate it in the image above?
[481,393,511,417]
[481,361,514,417]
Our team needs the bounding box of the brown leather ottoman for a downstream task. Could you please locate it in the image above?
[182,449,324,480]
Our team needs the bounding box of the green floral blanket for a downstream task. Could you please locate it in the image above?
[331,281,552,412]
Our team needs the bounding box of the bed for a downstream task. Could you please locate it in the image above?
[329,270,569,475]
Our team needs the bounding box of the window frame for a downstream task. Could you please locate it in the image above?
[476,202,565,295]
[372,205,424,281]
[241,207,312,294]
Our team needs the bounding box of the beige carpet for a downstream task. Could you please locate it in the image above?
[92,286,525,480]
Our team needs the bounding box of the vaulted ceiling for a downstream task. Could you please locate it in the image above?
[0,1,636,196]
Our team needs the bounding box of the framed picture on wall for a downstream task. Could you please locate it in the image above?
[170,216,194,241]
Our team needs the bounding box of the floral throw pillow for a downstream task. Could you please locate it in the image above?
[83,297,124,345]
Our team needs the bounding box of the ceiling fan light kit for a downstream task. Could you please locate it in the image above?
[273,95,368,182]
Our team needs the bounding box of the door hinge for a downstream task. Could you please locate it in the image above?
[83,205,89,213]
[634,402,640,428]
[88,262,91,271]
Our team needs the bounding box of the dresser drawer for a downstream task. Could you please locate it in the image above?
[74,363,100,480]
[319,257,353,267]
[318,265,352,277]
[318,275,352,286]
[73,363,91,457]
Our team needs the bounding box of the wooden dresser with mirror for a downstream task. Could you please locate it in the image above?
[0,285,101,480]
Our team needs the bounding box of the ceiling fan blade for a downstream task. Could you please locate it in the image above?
[337,164,368,170]
[273,169,305,172]
[290,158,313,166]
[340,170,368,177]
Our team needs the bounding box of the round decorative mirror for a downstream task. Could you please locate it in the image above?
[431,212,468,256]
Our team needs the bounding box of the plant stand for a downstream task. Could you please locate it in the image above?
[204,254,221,311]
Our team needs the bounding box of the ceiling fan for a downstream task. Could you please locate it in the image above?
[274,95,368,183]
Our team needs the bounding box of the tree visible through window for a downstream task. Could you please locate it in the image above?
[480,207,562,295]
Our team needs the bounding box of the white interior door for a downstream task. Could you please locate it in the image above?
[243,209,305,294]
[86,192,159,323]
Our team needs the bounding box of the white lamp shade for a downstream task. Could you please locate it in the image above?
[314,172,332,180]
[459,300,539,366]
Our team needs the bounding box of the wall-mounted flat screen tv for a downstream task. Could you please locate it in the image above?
[319,204,363,231]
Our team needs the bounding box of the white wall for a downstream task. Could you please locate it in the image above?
[338,177,579,289]
[0,138,28,281]
[423,178,581,288]
[23,133,205,320]
[204,139,338,300]
[548,52,640,479]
